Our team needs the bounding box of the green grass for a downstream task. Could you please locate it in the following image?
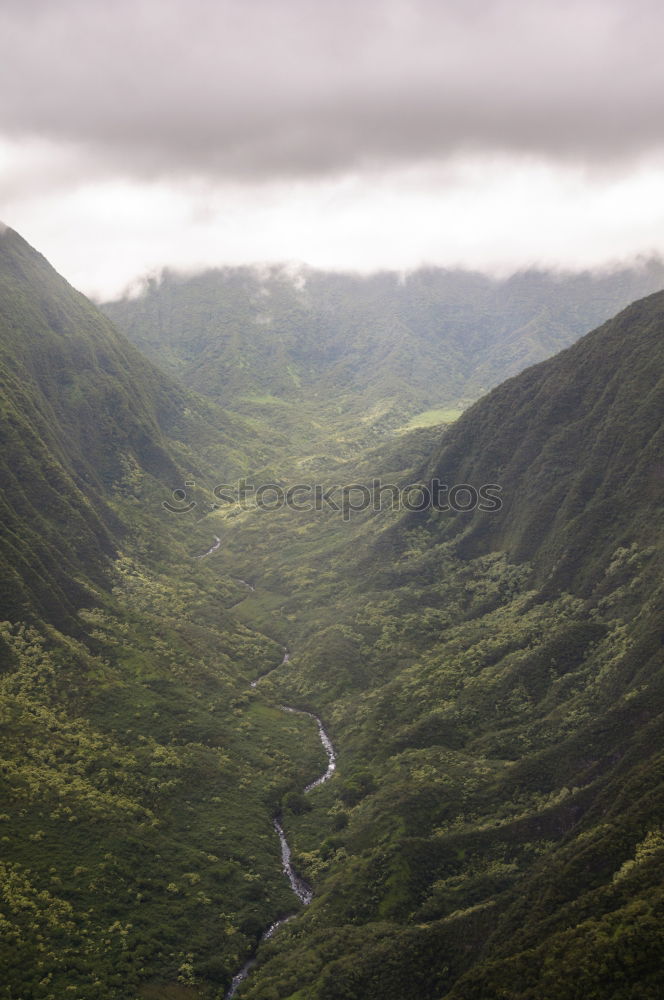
[398,406,464,431]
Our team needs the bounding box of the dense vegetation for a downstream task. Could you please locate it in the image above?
[0,229,329,998]
[2,227,663,998]
[0,230,290,628]
[194,293,664,999]
[103,259,664,464]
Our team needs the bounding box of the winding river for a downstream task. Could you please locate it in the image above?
[225,700,336,998]
[250,648,290,688]
[198,539,337,997]
[199,535,221,558]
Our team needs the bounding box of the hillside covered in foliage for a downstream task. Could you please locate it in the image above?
[103,260,664,460]
[0,229,331,999]
[206,292,664,999]
[1,227,663,999]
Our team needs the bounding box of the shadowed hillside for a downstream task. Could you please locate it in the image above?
[217,288,664,1000]
[2,228,663,999]
[0,230,331,998]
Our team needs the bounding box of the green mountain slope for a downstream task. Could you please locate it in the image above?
[103,260,664,459]
[0,228,286,626]
[0,230,328,999]
[211,291,664,999]
[417,290,664,593]
[4,227,664,999]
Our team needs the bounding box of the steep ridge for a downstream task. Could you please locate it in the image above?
[0,227,189,625]
[415,289,664,593]
[0,232,330,999]
[0,227,278,626]
[228,291,664,999]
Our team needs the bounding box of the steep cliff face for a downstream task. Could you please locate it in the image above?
[103,260,664,454]
[415,289,664,596]
[0,227,181,623]
[0,230,322,999]
[234,290,664,1000]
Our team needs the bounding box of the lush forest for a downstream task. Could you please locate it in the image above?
[211,291,664,999]
[103,259,664,466]
[1,227,663,999]
[0,229,327,998]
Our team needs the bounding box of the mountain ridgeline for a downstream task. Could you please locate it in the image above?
[103,259,664,460]
[0,227,178,625]
[1,227,663,999]
[0,228,335,999]
[416,289,664,593]
[0,228,285,626]
[210,290,664,999]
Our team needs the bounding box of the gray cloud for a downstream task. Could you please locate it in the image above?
[2,0,664,182]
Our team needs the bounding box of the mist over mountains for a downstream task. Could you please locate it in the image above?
[1,226,663,999]
[103,259,664,464]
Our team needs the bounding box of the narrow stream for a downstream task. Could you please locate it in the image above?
[280,706,337,791]
[197,541,337,999]
[225,671,336,998]
[198,535,221,558]
[224,911,295,999]
[273,816,313,905]
[251,648,289,688]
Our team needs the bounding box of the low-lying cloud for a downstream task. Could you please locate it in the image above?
[2,0,664,183]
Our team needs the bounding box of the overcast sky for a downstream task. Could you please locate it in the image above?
[2,0,664,298]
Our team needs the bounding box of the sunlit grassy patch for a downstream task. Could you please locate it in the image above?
[397,407,464,431]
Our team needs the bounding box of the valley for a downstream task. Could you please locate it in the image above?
[103,259,664,469]
[225,691,338,999]
[1,227,663,1000]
